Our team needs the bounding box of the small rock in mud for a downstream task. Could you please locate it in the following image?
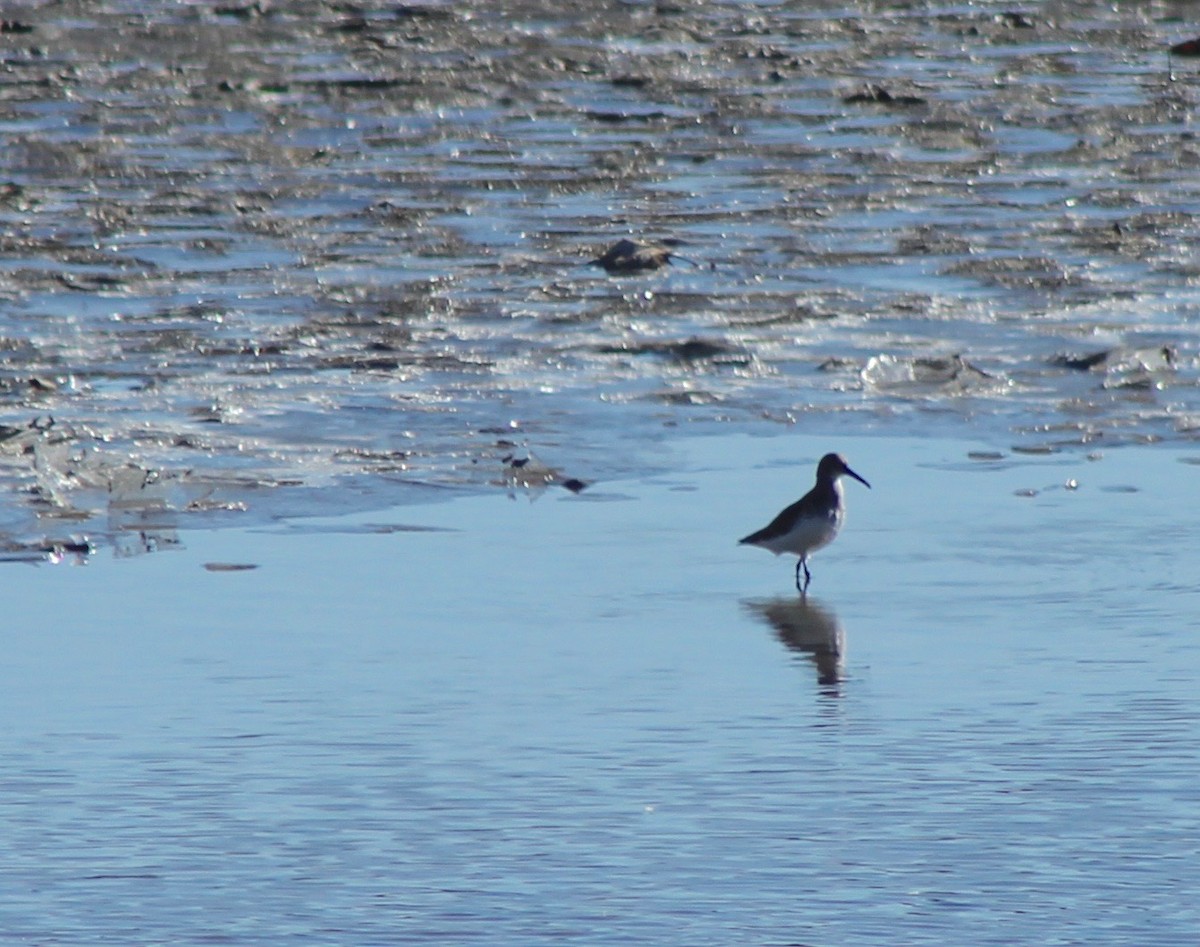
[590,239,677,274]
[1169,37,1200,57]
[862,353,999,391]
[1051,350,1111,371]
[842,83,928,107]
[1052,345,1176,378]
[596,337,750,365]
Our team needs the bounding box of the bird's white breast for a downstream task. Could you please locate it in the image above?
[764,504,844,557]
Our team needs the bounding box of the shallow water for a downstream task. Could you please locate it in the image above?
[3,3,1200,941]
[4,433,1199,944]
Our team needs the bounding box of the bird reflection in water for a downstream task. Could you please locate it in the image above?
[743,596,845,689]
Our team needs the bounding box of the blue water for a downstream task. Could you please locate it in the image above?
[4,434,1198,944]
[5,3,1200,941]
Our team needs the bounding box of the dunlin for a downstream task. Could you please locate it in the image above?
[739,453,870,594]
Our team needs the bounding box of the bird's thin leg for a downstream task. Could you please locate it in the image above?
[795,557,811,595]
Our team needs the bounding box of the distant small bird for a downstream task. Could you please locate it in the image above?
[739,453,871,594]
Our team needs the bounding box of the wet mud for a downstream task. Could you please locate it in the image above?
[2,0,1199,552]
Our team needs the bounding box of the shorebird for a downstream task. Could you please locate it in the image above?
[739,453,870,594]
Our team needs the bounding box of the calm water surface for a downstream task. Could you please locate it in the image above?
[3,434,1198,945]
[3,2,1200,942]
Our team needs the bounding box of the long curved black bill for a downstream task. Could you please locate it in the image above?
[845,466,871,489]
